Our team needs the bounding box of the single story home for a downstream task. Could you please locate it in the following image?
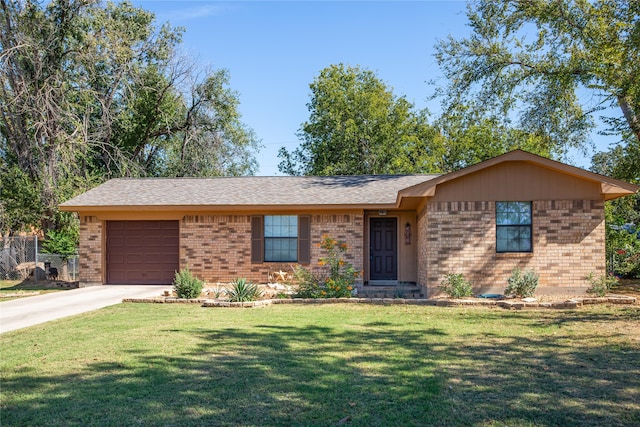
[60,150,638,296]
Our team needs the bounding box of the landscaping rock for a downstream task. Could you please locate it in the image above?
[123,292,637,310]
[563,300,581,309]
[581,297,607,304]
[1,292,40,298]
[606,296,637,304]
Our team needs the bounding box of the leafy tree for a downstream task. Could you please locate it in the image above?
[40,227,79,280]
[41,229,78,262]
[0,0,260,236]
[592,147,640,278]
[603,202,640,278]
[163,70,260,177]
[279,64,438,175]
[436,0,640,277]
[434,0,640,160]
[431,109,553,172]
[0,165,42,237]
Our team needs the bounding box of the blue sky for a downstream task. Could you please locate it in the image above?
[132,0,609,175]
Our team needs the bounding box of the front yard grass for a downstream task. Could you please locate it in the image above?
[1,304,639,426]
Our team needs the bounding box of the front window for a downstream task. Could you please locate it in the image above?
[496,202,532,252]
[264,215,298,261]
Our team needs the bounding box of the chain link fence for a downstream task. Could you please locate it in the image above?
[0,236,78,281]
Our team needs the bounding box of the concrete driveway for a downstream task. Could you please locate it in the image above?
[0,285,171,334]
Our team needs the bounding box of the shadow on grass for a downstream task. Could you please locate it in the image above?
[2,308,639,426]
[612,279,640,297]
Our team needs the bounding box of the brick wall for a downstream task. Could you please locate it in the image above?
[79,216,103,285]
[311,213,364,278]
[418,200,605,296]
[180,213,364,284]
[417,206,429,288]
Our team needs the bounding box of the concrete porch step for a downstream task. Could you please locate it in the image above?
[356,285,425,299]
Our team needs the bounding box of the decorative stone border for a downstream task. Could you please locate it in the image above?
[122,295,637,309]
[123,297,208,304]
[0,291,41,298]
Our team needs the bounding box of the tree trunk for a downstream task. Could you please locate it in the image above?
[618,95,640,143]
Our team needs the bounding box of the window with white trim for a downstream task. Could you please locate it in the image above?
[264,215,298,261]
[496,201,532,252]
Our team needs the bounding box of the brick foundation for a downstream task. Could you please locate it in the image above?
[418,200,605,296]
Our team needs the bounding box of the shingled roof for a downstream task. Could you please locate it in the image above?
[60,174,439,210]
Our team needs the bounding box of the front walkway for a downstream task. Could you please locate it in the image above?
[0,285,170,334]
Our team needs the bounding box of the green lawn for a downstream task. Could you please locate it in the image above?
[0,279,67,300]
[1,304,639,426]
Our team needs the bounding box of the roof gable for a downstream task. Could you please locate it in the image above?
[398,150,638,202]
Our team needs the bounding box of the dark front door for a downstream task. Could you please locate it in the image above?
[370,218,397,280]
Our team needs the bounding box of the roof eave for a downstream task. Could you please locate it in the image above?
[60,202,401,213]
[601,183,638,201]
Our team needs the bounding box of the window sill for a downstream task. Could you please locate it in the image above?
[495,252,533,259]
[264,261,298,263]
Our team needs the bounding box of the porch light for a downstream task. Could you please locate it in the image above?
[405,222,411,245]
[378,210,387,216]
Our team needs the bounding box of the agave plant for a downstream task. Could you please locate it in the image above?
[227,278,263,302]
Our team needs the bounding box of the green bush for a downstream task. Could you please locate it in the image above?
[291,266,324,298]
[605,201,640,278]
[318,235,358,297]
[292,235,359,298]
[227,278,263,302]
[439,273,473,298]
[41,229,77,261]
[173,267,204,299]
[586,272,619,297]
[504,268,539,298]
[610,247,640,279]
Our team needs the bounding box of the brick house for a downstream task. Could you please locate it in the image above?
[60,150,638,296]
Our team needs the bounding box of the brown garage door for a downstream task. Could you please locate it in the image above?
[107,221,179,284]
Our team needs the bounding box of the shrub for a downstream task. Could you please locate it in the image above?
[173,267,204,299]
[41,229,78,280]
[318,234,358,298]
[209,283,226,299]
[605,203,640,279]
[439,273,473,298]
[291,266,324,298]
[586,272,619,297]
[292,235,359,298]
[611,247,640,279]
[227,278,263,302]
[504,268,539,298]
[393,288,406,299]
